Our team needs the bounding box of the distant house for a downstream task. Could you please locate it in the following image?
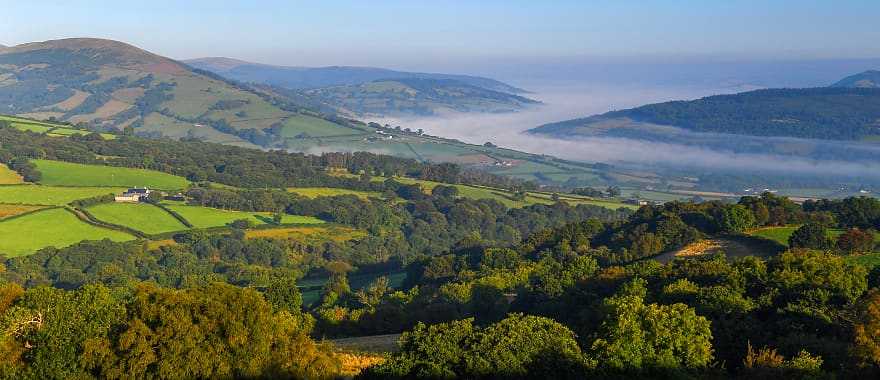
[624,198,649,206]
[164,193,187,202]
[115,188,151,203]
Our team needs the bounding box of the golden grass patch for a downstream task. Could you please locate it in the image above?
[0,204,45,220]
[335,352,386,377]
[0,164,23,184]
[245,226,366,243]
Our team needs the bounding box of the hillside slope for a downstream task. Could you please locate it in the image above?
[832,70,880,88]
[529,87,880,141]
[302,78,540,116]
[186,57,538,116]
[0,38,357,148]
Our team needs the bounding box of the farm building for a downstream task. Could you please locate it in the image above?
[115,187,152,202]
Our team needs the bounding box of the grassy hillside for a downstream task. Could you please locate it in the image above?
[33,159,189,189]
[166,204,324,229]
[531,87,880,141]
[0,185,125,206]
[0,208,135,257]
[302,78,540,117]
[0,38,351,148]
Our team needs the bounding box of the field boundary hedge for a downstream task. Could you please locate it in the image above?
[151,202,194,228]
[65,206,147,239]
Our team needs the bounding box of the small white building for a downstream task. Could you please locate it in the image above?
[115,188,151,202]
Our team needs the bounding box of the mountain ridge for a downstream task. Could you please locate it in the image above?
[832,70,880,88]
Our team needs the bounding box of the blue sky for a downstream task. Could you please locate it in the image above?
[1,0,878,70]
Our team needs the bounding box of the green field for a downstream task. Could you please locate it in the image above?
[0,115,115,139]
[87,203,189,235]
[288,187,383,200]
[280,114,358,138]
[0,185,125,206]
[33,160,189,189]
[0,208,135,257]
[166,205,324,229]
[750,226,880,249]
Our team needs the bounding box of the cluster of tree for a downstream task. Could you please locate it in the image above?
[0,281,340,379]
[0,154,41,182]
[0,126,532,190]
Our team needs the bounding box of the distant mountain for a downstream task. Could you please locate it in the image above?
[185,57,538,116]
[186,57,527,93]
[301,78,540,117]
[832,70,880,88]
[0,38,356,148]
[529,87,880,141]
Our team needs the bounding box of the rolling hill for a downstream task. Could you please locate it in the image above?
[529,87,880,141]
[0,38,358,148]
[832,70,880,88]
[186,57,538,116]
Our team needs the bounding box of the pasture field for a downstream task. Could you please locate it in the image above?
[0,164,23,184]
[0,185,124,206]
[0,115,115,139]
[0,204,46,220]
[0,208,135,257]
[87,203,189,235]
[33,160,189,189]
[165,205,324,229]
[749,226,880,249]
[245,225,366,243]
[287,187,383,200]
[280,114,357,137]
[847,253,880,270]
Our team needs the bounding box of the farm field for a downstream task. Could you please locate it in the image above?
[0,208,135,257]
[33,160,189,189]
[165,205,324,229]
[287,187,383,200]
[245,225,366,243]
[0,115,115,139]
[0,204,46,220]
[0,185,125,206]
[0,164,23,184]
[87,203,189,235]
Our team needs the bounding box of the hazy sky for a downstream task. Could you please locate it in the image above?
[2,0,879,70]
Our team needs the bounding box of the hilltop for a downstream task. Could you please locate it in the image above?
[529,87,880,141]
[186,57,537,116]
[0,38,355,148]
[832,70,880,88]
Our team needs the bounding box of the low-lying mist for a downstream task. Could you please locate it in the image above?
[371,83,880,181]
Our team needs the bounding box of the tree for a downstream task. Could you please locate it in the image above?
[854,290,880,368]
[837,228,875,255]
[720,205,756,233]
[788,223,832,250]
[606,186,622,198]
[228,218,254,229]
[589,280,714,371]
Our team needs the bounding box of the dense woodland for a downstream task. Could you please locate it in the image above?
[3,124,880,378]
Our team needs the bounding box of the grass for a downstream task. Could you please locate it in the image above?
[287,187,383,200]
[0,208,136,257]
[280,114,358,138]
[749,225,880,249]
[165,205,324,229]
[0,185,125,206]
[87,203,189,235]
[245,225,366,243]
[0,164,23,184]
[0,204,46,220]
[846,253,880,270]
[33,160,189,189]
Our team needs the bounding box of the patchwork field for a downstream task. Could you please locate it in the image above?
[87,203,189,235]
[287,187,383,200]
[33,160,189,189]
[165,205,324,229]
[0,164,23,184]
[0,204,46,220]
[0,185,124,206]
[0,208,135,257]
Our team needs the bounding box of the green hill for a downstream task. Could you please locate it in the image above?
[302,78,540,116]
[0,38,356,148]
[186,57,537,117]
[529,87,880,141]
[832,70,880,88]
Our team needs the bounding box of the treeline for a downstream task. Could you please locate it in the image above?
[0,126,533,190]
[605,87,880,140]
[0,281,341,379]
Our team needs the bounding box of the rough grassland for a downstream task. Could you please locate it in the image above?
[0,164,23,184]
[166,205,324,229]
[33,160,189,189]
[245,226,366,243]
[0,204,46,220]
[0,185,125,206]
[0,208,135,257]
[287,187,383,200]
[749,226,880,250]
[87,203,189,235]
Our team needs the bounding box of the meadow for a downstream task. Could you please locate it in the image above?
[0,164,23,184]
[245,225,366,243]
[0,208,135,257]
[33,160,190,189]
[165,204,324,229]
[0,185,125,206]
[0,204,46,220]
[287,187,383,200]
[749,225,880,250]
[87,203,189,235]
